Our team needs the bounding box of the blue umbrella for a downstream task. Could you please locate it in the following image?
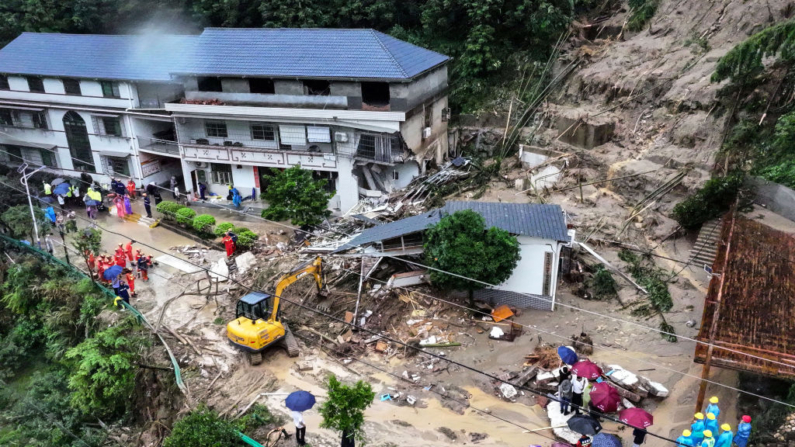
[557,346,578,365]
[103,265,123,280]
[285,391,316,412]
[592,433,622,447]
[53,183,70,196]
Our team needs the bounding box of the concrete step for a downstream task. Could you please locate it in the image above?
[137,216,157,228]
[689,218,723,265]
[125,213,142,223]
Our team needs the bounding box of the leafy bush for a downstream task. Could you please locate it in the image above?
[214,222,235,238]
[175,207,196,225]
[671,175,743,229]
[64,320,144,419]
[156,201,183,219]
[261,166,332,227]
[319,375,376,445]
[618,250,675,342]
[588,264,617,300]
[627,0,659,31]
[713,21,795,86]
[163,405,239,447]
[233,227,258,250]
[234,404,278,432]
[192,214,216,233]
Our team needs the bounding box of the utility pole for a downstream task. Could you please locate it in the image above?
[17,164,45,248]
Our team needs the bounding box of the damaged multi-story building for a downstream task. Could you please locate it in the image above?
[0,28,450,212]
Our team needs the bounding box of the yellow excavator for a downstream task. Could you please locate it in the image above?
[227,256,325,365]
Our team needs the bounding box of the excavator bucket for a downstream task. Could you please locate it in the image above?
[316,290,330,300]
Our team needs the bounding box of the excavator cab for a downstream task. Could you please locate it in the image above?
[226,257,325,365]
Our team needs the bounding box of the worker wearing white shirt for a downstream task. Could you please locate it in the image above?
[291,410,306,446]
[571,374,587,415]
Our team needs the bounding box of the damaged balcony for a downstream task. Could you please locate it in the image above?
[350,133,404,165]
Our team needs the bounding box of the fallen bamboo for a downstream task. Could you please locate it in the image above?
[420,342,461,348]
[578,241,648,294]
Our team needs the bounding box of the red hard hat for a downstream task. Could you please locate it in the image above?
[742,415,751,423]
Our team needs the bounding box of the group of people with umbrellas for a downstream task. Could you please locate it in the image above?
[90,241,154,306]
[555,347,752,447]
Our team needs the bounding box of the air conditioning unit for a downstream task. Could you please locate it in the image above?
[422,127,432,140]
[334,131,348,143]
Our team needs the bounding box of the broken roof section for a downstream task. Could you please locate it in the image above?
[695,215,795,378]
[338,202,568,251]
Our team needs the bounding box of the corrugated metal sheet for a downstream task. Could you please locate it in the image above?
[339,202,568,251]
[176,28,449,80]
[0,33,197,81]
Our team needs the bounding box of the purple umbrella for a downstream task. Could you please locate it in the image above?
[103,265,123,280]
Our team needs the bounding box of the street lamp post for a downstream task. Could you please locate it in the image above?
[17,163,46,248]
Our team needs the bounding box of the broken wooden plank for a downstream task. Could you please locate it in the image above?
[511,366,539,387]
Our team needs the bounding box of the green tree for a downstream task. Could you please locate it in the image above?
[713,21,795,87]
[424,210,521,307]
[319,375,375,446]
[261,166,333,226]
[72,228,102,278]
[162,405,240,447]
[64,320,142,419]
[671,175,743,229]
[0,204,50,241]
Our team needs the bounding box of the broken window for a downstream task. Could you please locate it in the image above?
[205,120,228,138]
[361,82,390,107]
[27,77,45,93]
[542,252,553,296]
[197,77,223,92]
[249,78,275,94]
[303,80,330,96]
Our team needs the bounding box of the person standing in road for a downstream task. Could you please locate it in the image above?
[125,240,134,262]
[734,416,752,447]
[223,231,236,258]
[571,373,586,415]
[691,413,706,446]
[676,430,694,447]
[705,396,720,419]
[143,193,152,218]
[137,253,149,281]
[125,269,137,297]
[170,176,178,199]
[111,273,121,296]
[117,280,130,305]
[199,182,207,201]
[291,410,306,446]
[126,179,136,198]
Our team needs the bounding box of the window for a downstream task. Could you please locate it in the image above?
[27,77,45,93]
[250,123,275,141]
[3,146,22,162]
[92,116,123,137]
[32,112,48,130]
[542,252,553,296]
[40,149,56,167]
[210,163,232,184]
[197,77,222,92]
[0,75,8,90]
[106,156,130,176]
[205,120,228,138]
[100,81,120,98]
[424,104,432,128]
[303,80,330,96]
[0,109,12,126]
[249,78,275,94]
[63,79,82,95]
[361,82,390,106]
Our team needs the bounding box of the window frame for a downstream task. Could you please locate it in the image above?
[197,77,223,92]
[0,75,9,90]
[62,78,82,95]
[0,109,13,126]
[210,162,232,184]
[102,117,122,137]
[100,81,120,98]
[106,156,130,176]
[27,77,45,93]
[32,112,48,130]
[205,120,228,138]
[249,78,275,94]
[250,123,276,141]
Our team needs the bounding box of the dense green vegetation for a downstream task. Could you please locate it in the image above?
[261,166,333,227]
[671,175,743,229]
[0,250,152,446]
[163,404,277,446]
[0,0,599,111]
[588,264,617,300]
[618,249,677,342]
[424,209,521,307]
[319,375,376,445]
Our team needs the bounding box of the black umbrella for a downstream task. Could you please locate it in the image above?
[567,415,602,435]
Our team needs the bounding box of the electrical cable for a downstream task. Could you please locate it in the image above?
[4,177,795,411]
[0,180,719,445]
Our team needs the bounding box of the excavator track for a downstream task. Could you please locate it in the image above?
[282,324,300,357]
[249,352,263,366]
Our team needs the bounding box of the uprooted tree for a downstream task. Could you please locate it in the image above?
[424,209,521,307]
[260,166,333,227]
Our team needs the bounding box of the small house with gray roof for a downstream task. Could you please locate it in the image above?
[338,201,572,311]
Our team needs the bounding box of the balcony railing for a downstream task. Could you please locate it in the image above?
[138,137,180,156]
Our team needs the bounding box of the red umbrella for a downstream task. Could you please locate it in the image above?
[572,360,603,380]
[589,382,621,413]
[619,408,654,428]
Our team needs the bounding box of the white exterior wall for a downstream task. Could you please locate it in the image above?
[497,236,561,302]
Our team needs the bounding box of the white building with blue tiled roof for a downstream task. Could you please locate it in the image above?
[0,28,450,212]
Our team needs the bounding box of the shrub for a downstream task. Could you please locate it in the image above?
[163,405,239,447]
[214,222,234,238]
[233,227,258,250]
[627,0,659,31]
[589,264,617,300]
[671,175,743,229]
[260,165,332,226]
[192,214,216,233]
[175,207,196,225]
[156,201,183,219]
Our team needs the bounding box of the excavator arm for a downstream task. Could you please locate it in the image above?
[269,256,324,323]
